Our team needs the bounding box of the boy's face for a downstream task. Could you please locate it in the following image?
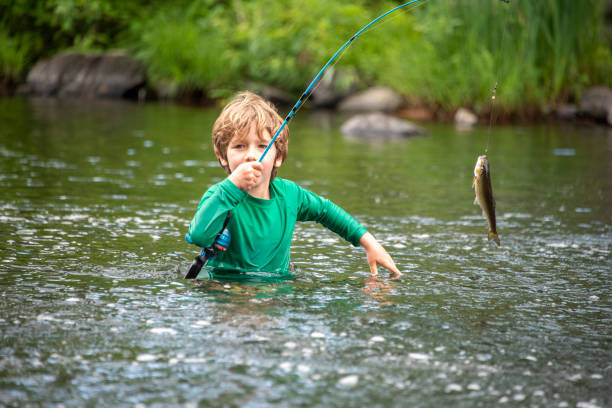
[217,123,283,184]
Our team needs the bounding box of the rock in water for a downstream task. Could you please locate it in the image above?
[340,112,425,138]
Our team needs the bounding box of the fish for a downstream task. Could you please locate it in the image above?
[473,155,500,245]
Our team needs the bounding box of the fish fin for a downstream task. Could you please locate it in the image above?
[489,231,500,246]
[472,176,477,189]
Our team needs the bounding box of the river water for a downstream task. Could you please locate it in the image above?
[0,97,610,407]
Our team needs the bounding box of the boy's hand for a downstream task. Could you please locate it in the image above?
[228,161,264,191]
[359,232,402,279]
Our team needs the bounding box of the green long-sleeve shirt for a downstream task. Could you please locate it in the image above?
[185,177,368,278]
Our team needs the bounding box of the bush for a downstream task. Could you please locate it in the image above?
[128,2,236,96]
[0,0,149,81]
[0,28,36,80]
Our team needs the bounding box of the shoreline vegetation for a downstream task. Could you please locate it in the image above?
[1,0,611,123]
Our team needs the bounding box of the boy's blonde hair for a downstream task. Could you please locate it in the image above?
[212,91,289,181]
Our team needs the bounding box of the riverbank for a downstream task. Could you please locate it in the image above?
[1,1,611,125]
[7,50,612,129]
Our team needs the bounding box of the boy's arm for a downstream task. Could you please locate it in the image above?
[296,189,366,246]
[296,186,401,278]
[186,178,246,248]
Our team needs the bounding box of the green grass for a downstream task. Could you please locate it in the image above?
[361,0,611,112]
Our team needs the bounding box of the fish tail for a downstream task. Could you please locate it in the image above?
[489,231,500,246]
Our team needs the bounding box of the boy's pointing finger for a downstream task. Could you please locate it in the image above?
[368,259,378,276]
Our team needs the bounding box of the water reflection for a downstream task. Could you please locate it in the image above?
[192,278,295,305]
[363,276,397,306]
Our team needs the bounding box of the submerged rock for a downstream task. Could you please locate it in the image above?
[340,112,425,138]
[338,86,404,112]
[18,52,146,99]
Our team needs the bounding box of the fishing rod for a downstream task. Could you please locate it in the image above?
[258,0,511,163]
[258,0,428,162]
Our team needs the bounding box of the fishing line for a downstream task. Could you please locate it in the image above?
[485,82,497,155]
[485,0,510,155]
[258,0,430,162]
[359,0,429,37]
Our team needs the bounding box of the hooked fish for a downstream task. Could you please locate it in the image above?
[473,155,500,245]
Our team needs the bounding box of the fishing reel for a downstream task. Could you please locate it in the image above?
[184,228,231,279]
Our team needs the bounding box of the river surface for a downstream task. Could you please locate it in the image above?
[0,97,610,407]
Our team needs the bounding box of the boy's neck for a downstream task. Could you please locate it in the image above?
[247,182,271,200]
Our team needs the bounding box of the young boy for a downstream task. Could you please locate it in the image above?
[186,91,401,279]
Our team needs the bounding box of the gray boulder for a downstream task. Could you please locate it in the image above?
[579,86,612,125]
[340,112,425,138]
[19,52,145,99]
[454,108,478,128]
[338,86,404,112]
[556,103,578,120]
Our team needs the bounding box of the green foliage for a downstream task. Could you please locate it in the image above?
[230,0,371,92]
[128,1,236,95]
[1,0,610,112]
[0,0,151,81]
[0,28,36,79]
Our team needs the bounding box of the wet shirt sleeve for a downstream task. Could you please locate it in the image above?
[295,184,367,247]
[185,178,246,248]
